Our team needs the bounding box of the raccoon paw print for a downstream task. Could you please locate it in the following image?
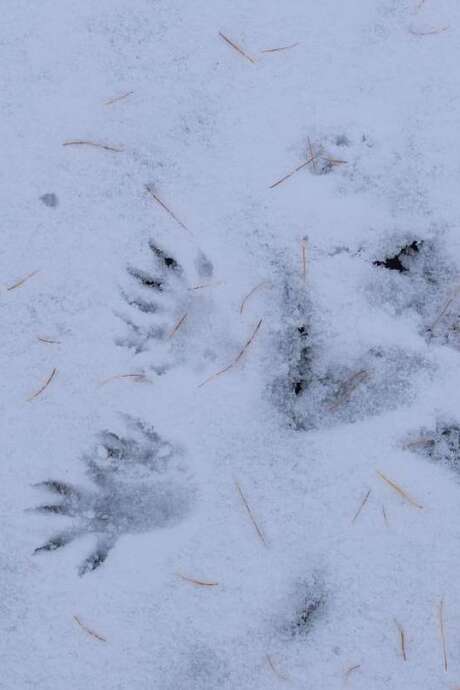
[117,242,213,374]
[33,420,193,575]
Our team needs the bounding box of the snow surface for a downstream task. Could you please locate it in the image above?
[2,1,460,688]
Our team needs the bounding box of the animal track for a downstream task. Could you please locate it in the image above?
[116,239,216,373]
[33,419,193,575]
[406,421,460,475]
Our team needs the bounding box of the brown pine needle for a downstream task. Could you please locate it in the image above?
[329,370,369,411]
[27,368,57,401]
[269,153,318,189]
[394,619,407,661]
[301,239,308,284]
[177,573,219,587]
[169,313,188,338]
[240,281,271,314]
[409,26,449,36]
[351,489,371,524]
[218,32,256,64]
[145,184,190,233]
[438,598,448,672]
[98,373,147,387]
[344,664,361,682]
[308,137,318,174]
[266,655,289,681]
[37,336,61,344]
[382,504,389,527]
[199,319,262,387]
[73,615,107,642]
[63,140,124,152]
[235,480,267,546]
[104,90,134,106]
[376,471,423,510]
[261,42,299,53]
[7,270,40,291]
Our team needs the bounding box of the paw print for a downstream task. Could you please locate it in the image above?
[33,419,194,575]
[116,240,215,373]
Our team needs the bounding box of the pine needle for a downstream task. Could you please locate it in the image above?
[394,619,407,661]
[344,664,361,682]
[104,90,134,106]
[169,313,188,338]
[438,598,448,672]
[429,288,460,333]
[409,26,449,36]
[7,270,40,291]
[177,573,219,587]
[329,370,369,411]
[98,373,147,386]
[63,140,124,152]
[189,281,224,291]
[218,32,256,64]
[145,184,190,233]
[266,654,289,681]
[198,319,262,387]
[73,615,107,642]
[269,153,318,189]
[235,480,267,546]
[240,281,271,314]
[301,238,308,284]
[382,504,389,527]
[27,368,57,401]
[261,42,299,53]
[37,336,61,345]
[351,489,371,524]
[376,471,423,510]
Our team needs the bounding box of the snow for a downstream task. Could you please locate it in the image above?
[2,0,460,688]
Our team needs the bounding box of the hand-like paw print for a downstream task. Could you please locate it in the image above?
[33,419,194,575]
[116,240,215,372]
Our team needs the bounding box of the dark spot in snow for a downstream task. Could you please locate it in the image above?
[373,240,422,273]
[40,193,58,208]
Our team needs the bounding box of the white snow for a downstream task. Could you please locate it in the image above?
[2,1,460,688]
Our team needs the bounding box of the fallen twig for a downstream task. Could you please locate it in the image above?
[218,32,256,64]
[7,270,40,291]
[177,573,219,587]
[394,619,407,661]
[145,184,190,233]
[261,42,299,53]
[104,90,134,106]
[240,281,271,314]
[73,615,107,642]
[27,368,57,401]
[269,153,318,189]
[376,471,423,510]
[351,489,371,524]
[198,319,262,387]
[98,373,147,386]
[266,654,289,681]
[63,140,124,152]
[438,598,448,672]
[169,313,187,338]
[37,336,61,345]
[235,480,267,546]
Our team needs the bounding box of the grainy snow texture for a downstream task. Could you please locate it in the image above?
[2,1,460,688]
